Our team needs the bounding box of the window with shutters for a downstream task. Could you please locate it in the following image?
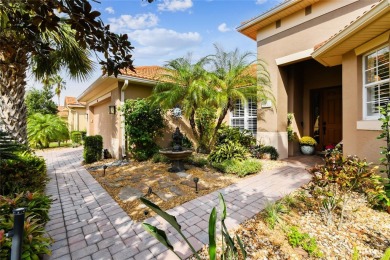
[363,45,389,119]
[231,98,257,136]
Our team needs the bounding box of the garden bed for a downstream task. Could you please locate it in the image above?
[85,156,286,222]
[191,187,390,259]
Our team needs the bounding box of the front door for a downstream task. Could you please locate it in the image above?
[311,87,342,150]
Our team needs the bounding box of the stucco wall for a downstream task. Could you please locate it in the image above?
[255,0,376,158]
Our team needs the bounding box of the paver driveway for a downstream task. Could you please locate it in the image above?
[38,147,319,260]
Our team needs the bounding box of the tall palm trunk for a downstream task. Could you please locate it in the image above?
[0,46,29,145]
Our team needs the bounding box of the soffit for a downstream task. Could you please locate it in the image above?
[313,1,390,66]
[237,0,319,40]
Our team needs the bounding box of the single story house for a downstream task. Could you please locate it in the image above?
[237,0,389,164]
[57,96,87,132]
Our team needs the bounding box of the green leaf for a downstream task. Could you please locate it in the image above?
[208,207,217,260]
[142,223,174,251]
[140,197,181,232]
[219,193,227,221]
[236,234,247,259]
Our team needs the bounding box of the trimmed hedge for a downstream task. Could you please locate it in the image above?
[83,135,103,163]
[71,131,82,144]
[212,158,262,177]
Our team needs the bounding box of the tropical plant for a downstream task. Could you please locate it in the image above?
[208,44,273,139]
[83,135,103,164]
[0,130,23,161]
[251,145,279,160]
[208,141,248,163]
[212,158,262,177]
[299,136,317,146]
[287,226,323,257]
[0,152,47,195]
[121,99,165,161]
[195,107,217,153]
[378,102,390,179]
[27,113,69,148]
[215,126,256,149]
[287,113,296,141]
[140,193,246,260]
[263,201,288,229]
[151,53,215,148]
[0,0,137,145]
[25,86,58,116]
[53,75,66,106]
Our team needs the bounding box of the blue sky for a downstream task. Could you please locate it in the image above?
[27,0,282,104]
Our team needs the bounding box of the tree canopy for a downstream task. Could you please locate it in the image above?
[25,86,58,116]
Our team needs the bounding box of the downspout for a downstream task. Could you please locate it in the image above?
[121,80,129,158]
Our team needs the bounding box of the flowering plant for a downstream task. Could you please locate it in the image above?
[299,136,317,146]
[325,144,336,150]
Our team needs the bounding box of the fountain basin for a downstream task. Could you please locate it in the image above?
[159,148,193,172]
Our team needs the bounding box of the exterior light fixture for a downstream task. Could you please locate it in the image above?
[109,105,116,114]
[103,165,108,176]
[193,177,199,193]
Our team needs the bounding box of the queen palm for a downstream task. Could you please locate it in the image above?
[151,54,215,143]
[208,44,273,138]
[52,75,66,106]
[0,22,92,144]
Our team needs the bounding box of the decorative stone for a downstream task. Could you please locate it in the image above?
[203,172,221,179]
[154,191,176,201]
[158,180,174,189]
[180,180,209,190]
[118,186,143,202]
[169,186,185,196]
[176,172,191,178]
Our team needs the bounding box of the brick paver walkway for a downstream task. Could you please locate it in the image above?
[38,147,320,260]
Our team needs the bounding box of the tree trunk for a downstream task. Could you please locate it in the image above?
[0,46,29,145]
[189,109,199,141]
[213,105,230,139]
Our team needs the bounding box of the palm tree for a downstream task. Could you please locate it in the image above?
[208,44,273,138]
[151,54,215,142]
[52,75,66,106]
[0,22,93,145]
[27,113,69,148]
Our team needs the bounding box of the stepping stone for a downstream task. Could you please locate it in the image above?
[170,186,185,196]
[203,172,221,179]
[180,180,209,190]
[118,186,143,202]
[158,180,174,189]
[105,182,123,188]
[176,172,192,178]
[135,183,150,194]
[154,191,176,201]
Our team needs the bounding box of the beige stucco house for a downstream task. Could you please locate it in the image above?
[237,0,389,163]
[57,96,87,132]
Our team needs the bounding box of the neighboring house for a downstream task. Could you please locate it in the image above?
[237,0,389,163]
[78,66,181,159]
[57,97,87,132]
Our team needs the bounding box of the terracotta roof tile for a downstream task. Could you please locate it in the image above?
[120,66,167,81]
[57,106,68,117]
[313,0,382,51]
[65,96,86,107]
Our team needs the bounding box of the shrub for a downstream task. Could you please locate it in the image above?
[215,126,255,149]
[122,99,165,161]
[0,192,53,258]
[0,152,47,195]
[208,141,248,163]
[71,131,82,144]
[185,154,209,167]
[251,145,279,160]
[83,135,103,163]
[80,130,87,141]
[263,201,288,229]
[152,153,170,163]
[195,107,216,153]
[0,130,23,161]
[212,158,262,177]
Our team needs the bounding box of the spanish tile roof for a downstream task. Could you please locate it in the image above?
[120,66,167,81]
[313,0,383,51]
[57,106,68,117]
[65,96,86,107]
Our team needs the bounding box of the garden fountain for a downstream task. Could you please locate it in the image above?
[159,127,193,172]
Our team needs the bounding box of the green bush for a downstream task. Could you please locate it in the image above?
[0,192,53,258]
[71,131,82,144]
[80,130,87,141]
[0,152,47,195]
[83,135,103,164]
[251,145,279,160]
[215,126,255,149]
[212,158,262,177]
[287,226,323,257]
[208,140,247,163]
[122,99,165,161]
[185,154,209,167]
[152,153,170,163]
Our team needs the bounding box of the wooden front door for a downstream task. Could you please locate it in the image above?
[311,87,342,150]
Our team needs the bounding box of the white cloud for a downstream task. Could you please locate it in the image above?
[158,0,193,12]
[128,28,201,57]
[218,23,231,32]
[108,13,159,32]
[105,7,115,14]
[256,0,267,4]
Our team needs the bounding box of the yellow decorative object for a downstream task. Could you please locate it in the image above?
[299,136,317,146]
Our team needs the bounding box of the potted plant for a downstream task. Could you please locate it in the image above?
[299,136,317,155]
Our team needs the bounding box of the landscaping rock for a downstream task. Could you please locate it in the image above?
[170,186,185,196]
[180,180,209,190]
[158,180,174,189]
[176,172,191,178]
[118,186,143,202]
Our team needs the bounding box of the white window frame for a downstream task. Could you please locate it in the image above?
[230,98,257,136]
[363,45,390,120]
